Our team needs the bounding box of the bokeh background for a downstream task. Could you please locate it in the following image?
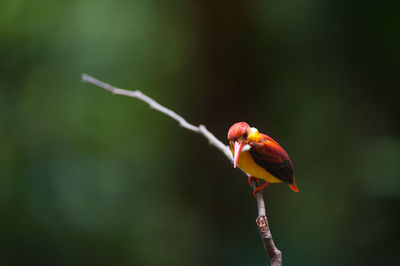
[1,0,399,265]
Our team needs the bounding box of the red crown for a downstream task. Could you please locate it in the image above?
[227,122,250,140]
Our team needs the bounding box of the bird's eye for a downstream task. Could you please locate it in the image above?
[233,137,237,142]
[243,131,248,139]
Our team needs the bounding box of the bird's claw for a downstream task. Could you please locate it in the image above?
[248,176,270,198]
[252,182,269,198]
[248,176,259,187]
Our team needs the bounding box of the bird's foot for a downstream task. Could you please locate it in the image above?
[247,176,260,187]
[248,176,269,198]
[252,181,269,198]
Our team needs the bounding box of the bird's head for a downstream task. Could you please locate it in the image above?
[227,122,258,168]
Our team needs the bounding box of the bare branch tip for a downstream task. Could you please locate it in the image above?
[81,73,90,82]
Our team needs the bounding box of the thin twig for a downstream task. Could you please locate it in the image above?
[82,73,282,265]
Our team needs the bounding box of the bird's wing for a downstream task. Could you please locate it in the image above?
[249,137,294,184]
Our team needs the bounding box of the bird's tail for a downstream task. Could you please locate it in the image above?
[289,183,299,192]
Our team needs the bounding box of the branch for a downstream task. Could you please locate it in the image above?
[81,74,231,160]
[82,73,282,265]
[252,180,282,266]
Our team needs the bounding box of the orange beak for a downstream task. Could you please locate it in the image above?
[233,141,246,168]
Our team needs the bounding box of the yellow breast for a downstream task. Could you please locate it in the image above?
[236,151,282,183]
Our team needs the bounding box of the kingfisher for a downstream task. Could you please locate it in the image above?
[227,122,299,197]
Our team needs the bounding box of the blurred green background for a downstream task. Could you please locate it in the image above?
[1,0,399,265]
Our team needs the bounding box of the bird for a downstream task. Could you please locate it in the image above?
[227,122,299,197]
